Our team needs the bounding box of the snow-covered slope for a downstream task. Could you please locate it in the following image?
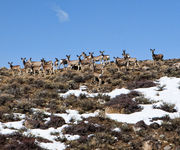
[0,76,180,149]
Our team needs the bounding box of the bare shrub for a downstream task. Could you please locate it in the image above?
[135,96,153,104]
[2,132,43,150]
[127,80,156,90]
[63,122,105,136]
[105,92,142,114]
[45,115,65,129]
[153,102,177,113]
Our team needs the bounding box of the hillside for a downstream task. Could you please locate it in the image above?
[0,59,180,150]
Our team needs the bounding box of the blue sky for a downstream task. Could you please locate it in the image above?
[0,0,180,67]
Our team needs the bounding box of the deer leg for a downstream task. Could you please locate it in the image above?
[99,78,102,86]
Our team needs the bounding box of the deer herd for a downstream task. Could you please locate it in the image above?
[8,49,165,78]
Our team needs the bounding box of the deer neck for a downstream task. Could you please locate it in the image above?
[23,60,26,66]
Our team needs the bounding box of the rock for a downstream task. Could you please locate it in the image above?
[164,145,172,150]
[159,134,165,139]
[135,120,147,129]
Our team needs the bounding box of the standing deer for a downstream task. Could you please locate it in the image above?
[90,52,103,64]
[59,57,68,69]
[41,58,53,65]
[113,57,128,71]
[21,58,32,74]
[122,50,130,59]
[122,50,139,69]
[42,63,54,75]
[8,62,21,76]
[81,52,93,62]
[28,58,42,75]
[28,58,42,67]
[66,55,81,70]
[31,64,42,76]
[54,58,59,71]
[77,55,92,71]
[150,49,164,65]
[99,51,110,64]
[93,65,105,86]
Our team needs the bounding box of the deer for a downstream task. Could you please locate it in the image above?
[99,51,110,65]
[41,58,53,65]
[42,63,54,75]
[92,65,105,86]
[66,55,81,70]
[28,58,42,68]
[150,49,164,65]
[81,52,93,62]
[89,52,103,64]
[54,58,59,71]
[8,62,21,76]
[77,55,92,71]
[113,57,128,71]
[122,50,139,69]
[21,58,32,74]
[31,64,42,76]
[59,57,68,69]
[122,50,130,59]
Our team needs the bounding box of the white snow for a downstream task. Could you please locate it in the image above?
[135,77,180,111]
[53,109,99,124]
[3,120,24,130]
[112,128,121,132]
[59,86,130,99]
[106,77,180,125]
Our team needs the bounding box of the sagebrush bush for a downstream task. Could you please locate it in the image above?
[153,102,177,113]
[45,115,65,129]
[105,92,142,114]
[63,122,105,136]
[135,96,153,104]
[127,80,156,90]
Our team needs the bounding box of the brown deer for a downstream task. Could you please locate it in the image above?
[113,57,128,71]
[31,64,42,76]
[90,52,103,64]
[28,58,42,67]
[93,66,105,86]
[122,50,139,68]
[66,55,81,70]
[42,63,54,75]
[81,52,93,62]
[8,62,21,76]
[77,55,92,71]
[54,58,59,71]
[99,51,110,64]
[21,58,32,74]
[150,49,164,63]
[59,57,68,69]
[41,58,53,65]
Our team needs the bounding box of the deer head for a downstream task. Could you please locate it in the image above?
[55,58,59,61]
[66,55,71,61]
